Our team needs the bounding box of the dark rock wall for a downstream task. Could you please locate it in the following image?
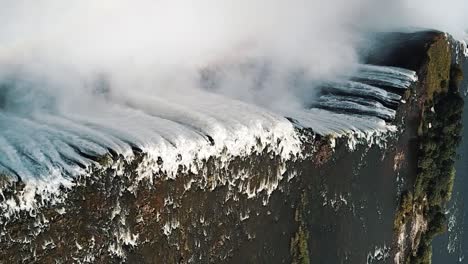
[0,31,462,264]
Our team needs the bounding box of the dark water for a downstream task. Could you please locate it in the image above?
[433,80,468,263]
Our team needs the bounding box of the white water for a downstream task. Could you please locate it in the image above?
[353,65,418,89]
[320,81,402,105]
[0,58,418,219]
[0,63,415,182]
[0,64,416,182]
[315,94,396,120]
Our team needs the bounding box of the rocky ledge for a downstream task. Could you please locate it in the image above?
[0,31,465,264]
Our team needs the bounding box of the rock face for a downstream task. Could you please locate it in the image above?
[0,131,402,264]
[0,31,464,264]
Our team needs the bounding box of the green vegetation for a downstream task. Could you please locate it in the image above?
[408,54,464,263]
[394,191,413,231]
[408,212,447,264]
[424,36,452,99]
[412,243,432,264]
[393,35,464,264]
[290,193,311,264]
[408,86,462,264]
[414,88,463,204]
[290,225,310,264]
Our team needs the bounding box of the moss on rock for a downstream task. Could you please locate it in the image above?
[424,35,452,100]
[290,193,311,264]
[290,225,310,264]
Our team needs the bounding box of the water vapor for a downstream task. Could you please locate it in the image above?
[0,0,467,183]
[0,0,467,111]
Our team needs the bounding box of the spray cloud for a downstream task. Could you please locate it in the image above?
[0,0,467,112]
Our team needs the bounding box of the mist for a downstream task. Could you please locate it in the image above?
[0,0,467,182]
[0,0,359,112]
[0,0,467,112]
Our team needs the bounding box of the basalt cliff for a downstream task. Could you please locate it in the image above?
[0,31,465,264]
